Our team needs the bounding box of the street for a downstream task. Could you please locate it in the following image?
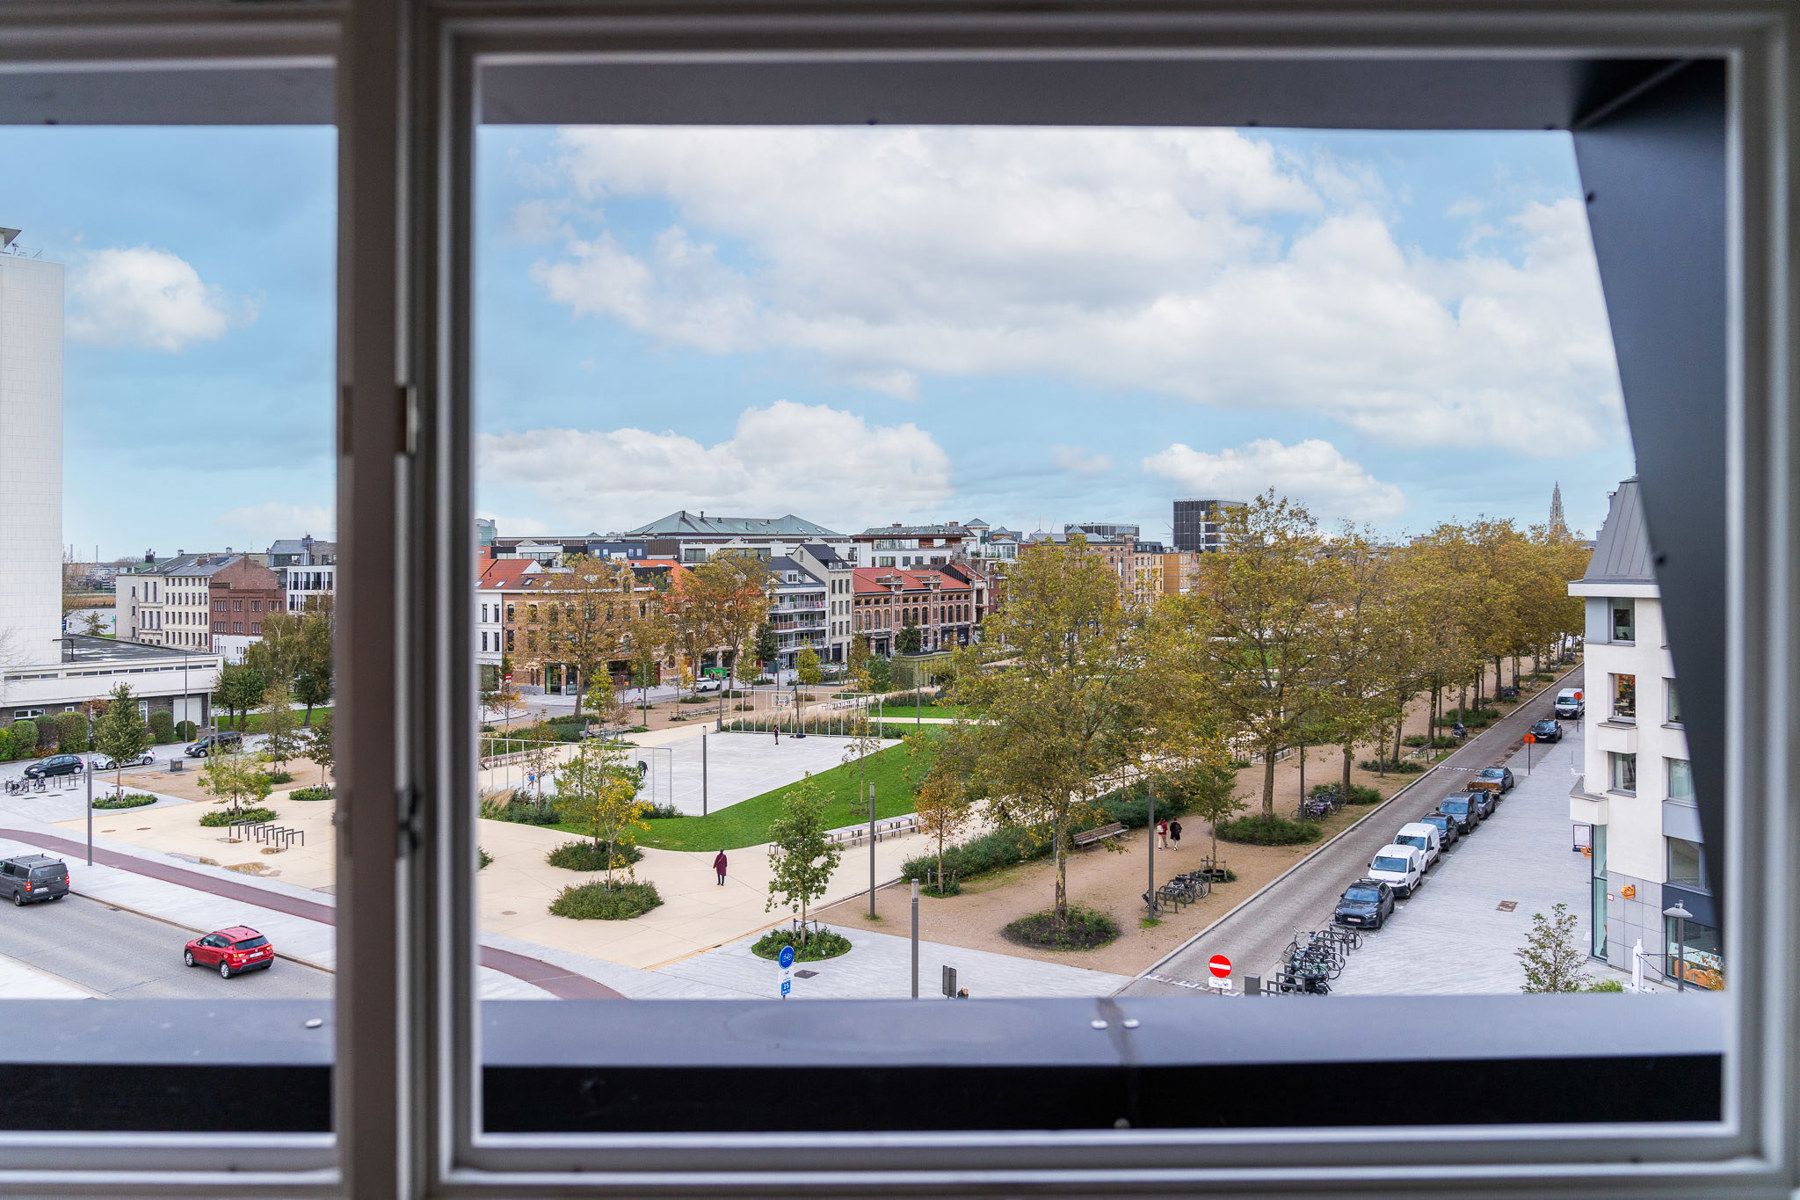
[0,893,333,1000]
[1124,666,1584,994]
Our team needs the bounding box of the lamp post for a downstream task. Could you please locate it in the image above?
[84,707,93,867]
[1663,901,1694,992]
[867,782,877,920]
[1145,784,1157,919]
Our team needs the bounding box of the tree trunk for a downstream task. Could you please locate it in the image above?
[1052,839,1069,919]
[1341,746,1353,796]
[1261,742,1278,817]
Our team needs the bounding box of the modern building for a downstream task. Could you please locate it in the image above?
[269,535,337,613]
[1567,478,1716,988]
[850,522,981,568]
[0,230,64,669]
[766,556,829,669]
[624,511,850,564]
[1066,521,1140,541]
[1172,497,1245,553]
[789,543,857,664]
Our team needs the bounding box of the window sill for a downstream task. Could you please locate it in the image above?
[1607,788,1638,798]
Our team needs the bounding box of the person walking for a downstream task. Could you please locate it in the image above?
[1169,819,1183,849]
[713,850,728,887]
[1156,818,1169,850]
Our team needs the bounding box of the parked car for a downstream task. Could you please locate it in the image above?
[183,926,275,978]
[1529,719,1563,743]
[184,732,244,758]
[1438,794,1480,834]
[1393,821,1443,870]
[0,854,69,906]
[1466,788,1498,820]
[21,754,84,780]
[92,750,154,771]
[693,678,726,694]
[1472,766,1516,796]
[1367,845,1425,898]
[1419,811,1461,849]
[1333,879,1396,930]
[1554,688,1585,719]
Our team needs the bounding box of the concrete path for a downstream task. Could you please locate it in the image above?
[1123,667,1584,995]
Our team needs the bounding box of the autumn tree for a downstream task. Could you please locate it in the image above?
[688,551,772,690]
[764,775,842,944]
[1317,527,1407,794]
[93,684,149,796]
[199,752,272,817]
[561,740,647,885]
[623,601,673,725]
[524,554,629,720]
[259,679,302,776]
[846,635,871,691]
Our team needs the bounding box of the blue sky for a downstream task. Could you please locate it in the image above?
[3,124,1633,557]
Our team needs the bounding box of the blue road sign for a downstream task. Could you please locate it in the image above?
[780,977,792,998]
[777,945,796,969]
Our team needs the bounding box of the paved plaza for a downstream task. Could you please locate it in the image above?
[1329,727,1604,995]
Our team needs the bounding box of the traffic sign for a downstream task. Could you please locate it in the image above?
[1208,953,1232,979]
[777,945,796,969]
[780,977,792,998]
[1523,733,1536,744]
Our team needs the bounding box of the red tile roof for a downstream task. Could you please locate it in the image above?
[852,567,972,596]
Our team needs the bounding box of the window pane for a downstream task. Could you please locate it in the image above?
[1612,672,1636,718]
[1610,752,1638,791]
[1666,678,1682,724]
[1612,599,1635,641]
[1666,837,1705,889]
[1667,758,1694,801]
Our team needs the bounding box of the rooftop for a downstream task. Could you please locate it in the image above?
[1579,477,1656,588]
[625,511,841,539]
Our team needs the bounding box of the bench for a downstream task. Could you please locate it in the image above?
[1072,822,1126,849]
[825,814,919,846]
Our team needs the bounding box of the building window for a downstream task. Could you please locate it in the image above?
[1666,679,1682,725]
[1611,672,1636,720]
[251,600,261,613]
[234,622,245,634]
[1667,758,1694,801]
[1608,751,1637,793]
[1667,836,1707,890]
[1665,916,1724,990]
[1611,598,1636,641]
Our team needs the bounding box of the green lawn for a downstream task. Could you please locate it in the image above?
[864,701,972,720]
[217,706,333,732]
[563,734,940,852]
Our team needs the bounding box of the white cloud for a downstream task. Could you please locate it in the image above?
[1142,438,1406,523]
[1053,445,1113,476]
[524,129,1622,456]
[68,246,254,351]
[215,502,334,542]
[477,401,951,530]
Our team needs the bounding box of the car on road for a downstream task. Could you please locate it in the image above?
[21,754,85,780]
[693,677,726,694]
[1393,821,1443,870]
[1438,794,1481,834]
[1333,879,1396,930]
[1419,811,1461,849]
[1529,719,1563,743]
[92,750,154,771]
[1473,766,1516,796]
[183,926,275,978]
[1554,688,1585,719]
[184,732,244,758]
[1368,844,1425,898]
[0,854,69,906]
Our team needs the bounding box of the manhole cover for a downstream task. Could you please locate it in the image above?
[794,969,820,979]
[1497,900,1518,912]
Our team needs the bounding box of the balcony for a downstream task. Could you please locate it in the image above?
[1568,775,1608,826]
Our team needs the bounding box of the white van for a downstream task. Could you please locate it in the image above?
[1554,687,1584,719]
[1393,822,1442,870]
[1368,844,1426,898]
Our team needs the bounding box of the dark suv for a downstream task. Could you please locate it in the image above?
[22,754,85,780]
[1,855,69,906]
[184,732,244,758]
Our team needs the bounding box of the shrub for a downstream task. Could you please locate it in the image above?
[4,721,35,761]
[1359,757,1426,774]
[148,710,176,744]
[478,846,492,870]
[262,770,295,785]
[477,790,563,825]
[54,711,89,753]
[1443,707,1500,727]
[751,927,852,961]
[1002,906,1120,951]
[1309,782,1381,806]
[93,792,157,810]
[1402,734,1429,747]
[921,879,961,897]
[1216,813,1323,845]
[1586,978,1626,993]
[201,806,278,827]
[35,719,57,750]
[642,802,684,820]
[290,786,333,802]
[175,720,198,741]
[677,696,711,705]
[900,826,1045,885]
[750,675,774,686]
[546,839,643,870]
[1096,781,1195,830]
[549,879,662,920]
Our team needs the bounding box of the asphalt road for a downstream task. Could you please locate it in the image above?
[1124,665,1585,994]
[0,893,334,1000]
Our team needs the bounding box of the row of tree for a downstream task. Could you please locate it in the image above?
[213,598,334,728]
[915,491,1589,925]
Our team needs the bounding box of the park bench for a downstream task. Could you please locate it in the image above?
[825,814,919,846]
[1072,821,1126,849]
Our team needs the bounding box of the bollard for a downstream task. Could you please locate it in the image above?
[1244,973,1262,996]
[941,965,957,998]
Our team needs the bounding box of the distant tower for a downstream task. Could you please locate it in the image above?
[1548,482,1570,539]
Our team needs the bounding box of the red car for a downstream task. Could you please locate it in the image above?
[183,926,275,978]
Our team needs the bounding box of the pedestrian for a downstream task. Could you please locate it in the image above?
[1169,819,1183,849]
[1156,818,1169,849]
[713,850,728,887]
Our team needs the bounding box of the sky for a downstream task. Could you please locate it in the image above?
[2,123,1634,557]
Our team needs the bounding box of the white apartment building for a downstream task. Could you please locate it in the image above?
[790,543,856,664]
[113,554,233,650]
[0,233,64,668]
[270,535,336,613]
[1567,478,1717,989]
[766,555,828,669]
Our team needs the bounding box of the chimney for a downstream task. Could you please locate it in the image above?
[144,549,154,563]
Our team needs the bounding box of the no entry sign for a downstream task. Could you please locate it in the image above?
[1208,953,1233,979]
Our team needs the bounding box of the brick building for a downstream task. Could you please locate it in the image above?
[851,566,977,656]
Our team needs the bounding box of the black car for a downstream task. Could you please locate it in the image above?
[1333,879,1396,931]
[1438,794,1480,833]
[1530,719,1563,743]
[184,732,244,758]
[1419,811,1461,849]
[0,855,68,906]
[21,754,85,780]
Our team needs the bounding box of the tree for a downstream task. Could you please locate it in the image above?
[794,647,823,731]
[1516,902,1591,993]
[291,596,334,721]
[624,602,673,726]
[81,611,105,636]
[669,576,720,701]
[754,621,779,675]
[866,654,894,694]
[94,684,150,796]
[213,663,266,730]
[764,775,842,943]
[895,620,923,656]
[560,740,646,885]
[487,683,523,726]
[1168,749,1244,867]
[199,752,272,817]
[846,635,871,692]
[1317,527,1407,794]
[912,760,974,893]
[943,536,1151,921]
[522,554,632,720]
[689,551,772,690]
[244,610,307,690]
[307,712,334,789]
[259,680,302,775]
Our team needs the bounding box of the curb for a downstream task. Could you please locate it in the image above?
[1126,662,1583,987]
[66,887,337,976]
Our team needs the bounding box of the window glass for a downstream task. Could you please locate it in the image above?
[1609,751,1638,792]
[1666,917,1724,990]
[1667,758,1694,801]
[1612,672,1636,718]
[1665,678,1682,724]
[1666,836,1706,889]
[1611,598,1635,641]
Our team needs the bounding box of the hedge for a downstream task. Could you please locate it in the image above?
[1311,782,1382,806]
[200,806,278,827]
[546,839,643,870]
[549,879,662,920]
[290,786,333,802]
[1216,813,1323,845]
[900,826,1046,886]
[54,711,89,753]
[93,792,157,810]
[752,927,851,961]
[1359,758,1426,774]
[1003,906,1120,951]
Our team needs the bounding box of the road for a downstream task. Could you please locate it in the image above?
[0,893,334,1000]
[1124,666,1583,995]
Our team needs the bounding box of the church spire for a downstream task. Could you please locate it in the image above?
[1548,482,1569,538]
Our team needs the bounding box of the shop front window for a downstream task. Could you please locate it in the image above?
[1666,917,1725,990]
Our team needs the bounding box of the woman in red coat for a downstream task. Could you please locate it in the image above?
[713,850,728,886]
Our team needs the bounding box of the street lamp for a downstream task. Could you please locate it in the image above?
[1663,901,1694,992]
